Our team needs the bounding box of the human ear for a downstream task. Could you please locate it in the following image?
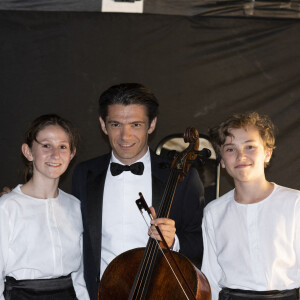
[21,144,33,161]
[220,158,226,169]
[148,117,157,134]
[70,148,76,160]
[264,149,273,163]
[99,117,108,135]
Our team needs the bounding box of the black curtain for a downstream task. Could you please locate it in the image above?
[0,11,299,195]
[1,1,300,19]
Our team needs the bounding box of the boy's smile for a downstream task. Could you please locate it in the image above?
[220,126,272,184]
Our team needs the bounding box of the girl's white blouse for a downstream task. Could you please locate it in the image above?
[0,185,89,299]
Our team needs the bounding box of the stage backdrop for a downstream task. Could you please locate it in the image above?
[0,11,299,196]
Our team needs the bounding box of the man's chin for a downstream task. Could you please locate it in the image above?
[114,151,138,163]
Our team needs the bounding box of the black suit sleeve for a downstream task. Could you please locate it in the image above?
[72,161,88,202]
[71,161,99,300]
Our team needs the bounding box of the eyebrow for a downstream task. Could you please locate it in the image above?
[36,139,69,144]
[223,139,256,146]
[107,120,146,124]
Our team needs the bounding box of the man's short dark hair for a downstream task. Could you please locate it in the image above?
[98,83,159,124]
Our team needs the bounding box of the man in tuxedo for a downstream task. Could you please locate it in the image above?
[72,83,205,299]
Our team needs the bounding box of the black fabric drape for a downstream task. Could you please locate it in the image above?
[1,1,300,19]
[0,11,299,194]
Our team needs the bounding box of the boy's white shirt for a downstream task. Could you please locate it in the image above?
[201,184,300,300]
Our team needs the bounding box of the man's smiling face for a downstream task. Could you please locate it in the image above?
[99,104,157,165]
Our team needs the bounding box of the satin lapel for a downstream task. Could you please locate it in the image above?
[86,168,107,273]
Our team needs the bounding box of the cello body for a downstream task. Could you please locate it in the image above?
[99,248,211,300]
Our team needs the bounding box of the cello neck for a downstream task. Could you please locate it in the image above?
[157,168,181,218]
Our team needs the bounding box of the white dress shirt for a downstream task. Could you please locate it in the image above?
[0,185,89,300]
[201,183,300,300]
[100,149,179,278]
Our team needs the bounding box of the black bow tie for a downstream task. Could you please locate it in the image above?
[110,162,144,176]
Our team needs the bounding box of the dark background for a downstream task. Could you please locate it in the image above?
[0,7,299,196]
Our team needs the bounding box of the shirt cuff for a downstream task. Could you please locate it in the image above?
[171,234,180,252]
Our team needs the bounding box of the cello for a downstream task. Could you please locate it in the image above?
[98,127,211,300]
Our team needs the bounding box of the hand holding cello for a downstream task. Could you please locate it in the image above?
[148,206,176,249]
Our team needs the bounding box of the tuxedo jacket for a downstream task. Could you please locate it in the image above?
[72,150,205,300]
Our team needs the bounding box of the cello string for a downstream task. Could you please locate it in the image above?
[132,213,165,298]
[132,164,193,298]
[158,168,177,217]
[151,170,198,300]
[137,210,190,300]
[130,222,159,298]
[134,238,161,298]
[131,239,155,298]
[158,170,179,218]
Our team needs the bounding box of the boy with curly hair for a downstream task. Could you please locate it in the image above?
[202,112,300,300]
